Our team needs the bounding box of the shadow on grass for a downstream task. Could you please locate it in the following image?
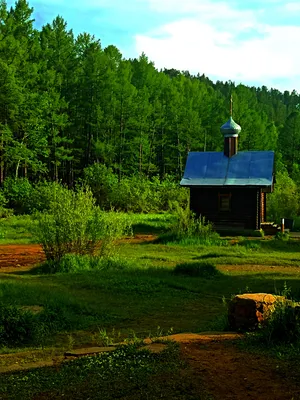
[132,223,169,235]
[194,253,229,260]
[174,261,224,279]
[261,239,300,253]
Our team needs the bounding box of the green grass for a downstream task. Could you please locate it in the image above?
[1,241,300,348]
[0,215,37,244]
[1,213,300,397]
[130,212,176,235]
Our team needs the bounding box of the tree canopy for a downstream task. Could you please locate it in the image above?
[0,0,299,185]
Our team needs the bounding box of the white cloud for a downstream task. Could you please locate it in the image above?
[285,2,300,12]
[135,0,300,91]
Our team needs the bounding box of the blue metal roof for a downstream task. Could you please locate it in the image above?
[180,151,274,187]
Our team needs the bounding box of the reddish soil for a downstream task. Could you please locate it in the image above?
[0,244,45,273]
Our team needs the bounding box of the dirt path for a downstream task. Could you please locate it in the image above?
[173,333,300,400]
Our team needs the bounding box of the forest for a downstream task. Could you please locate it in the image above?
[0,0,300,217]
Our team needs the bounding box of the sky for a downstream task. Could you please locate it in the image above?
[6,0,300,92]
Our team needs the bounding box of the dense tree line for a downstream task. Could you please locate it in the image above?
[0,0,299,187]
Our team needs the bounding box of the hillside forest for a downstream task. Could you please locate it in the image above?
[0,0,299,219]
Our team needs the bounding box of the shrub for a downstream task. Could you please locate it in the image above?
[159,204,221,245]
[174,262,221,278]
[29,181,66,213]
[275,231,290,241]
[84,164,188,213]
[0,190,7,209]
[258,299,300,344]
[267,171,299,222]
[36,187,132,262]
[3,177,32,214]
[0,304,37,346]
[83,164,118,209]
[0,302,79,346]
[173,205,217,238]
[36,186,99,261]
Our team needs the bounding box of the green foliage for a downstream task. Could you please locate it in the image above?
[0,304,36,346]
[174,205,217,239]
[29,181,66,213]
[267,171,299,222]
[3,177,32,214]
[174,262,221,278]
[0,0,298,190]
[0,190,7,208]
[35,186,98,261]
[258,299,300,344]
[0,301,80,347]
[35,186,131,261]
[0,215,36,244]
[275,231,290,241]
[37,255,135,274]
[160,204,221,245]
[83,164,118,209]
[95,211,132,257]
[84,165,188,213]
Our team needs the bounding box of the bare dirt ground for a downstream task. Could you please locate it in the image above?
[0,243,300,399]
[0,244,45,273]
[175,333,300,400]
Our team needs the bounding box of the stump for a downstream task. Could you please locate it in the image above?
[228,293,284,331]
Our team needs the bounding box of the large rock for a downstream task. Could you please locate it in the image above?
[228,293,284,331]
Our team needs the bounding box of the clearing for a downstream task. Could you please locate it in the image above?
[0,238,300,399]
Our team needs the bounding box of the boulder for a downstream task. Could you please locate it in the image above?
[228,293,284,331]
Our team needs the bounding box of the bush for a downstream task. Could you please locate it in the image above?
[173,205,217,239]
[84,164,188,212]
[267,171,299,222]
[0,190,7,209]
[3,177,32,214]
[174,262,221,278]
[275,231,290,241]
[36,187,132,262]
[159,204,221,245]
[29,181,66,213]
[0,302,78,346]
[258,299,300,344]
[83,164,118,209]
[0,304,37,346]
[35,186,98,261]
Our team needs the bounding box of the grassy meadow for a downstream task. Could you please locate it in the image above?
[0,213,300,398]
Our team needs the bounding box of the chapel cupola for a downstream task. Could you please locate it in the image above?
[220,97,241,157]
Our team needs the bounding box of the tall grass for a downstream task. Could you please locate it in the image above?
[157,204,222,245]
